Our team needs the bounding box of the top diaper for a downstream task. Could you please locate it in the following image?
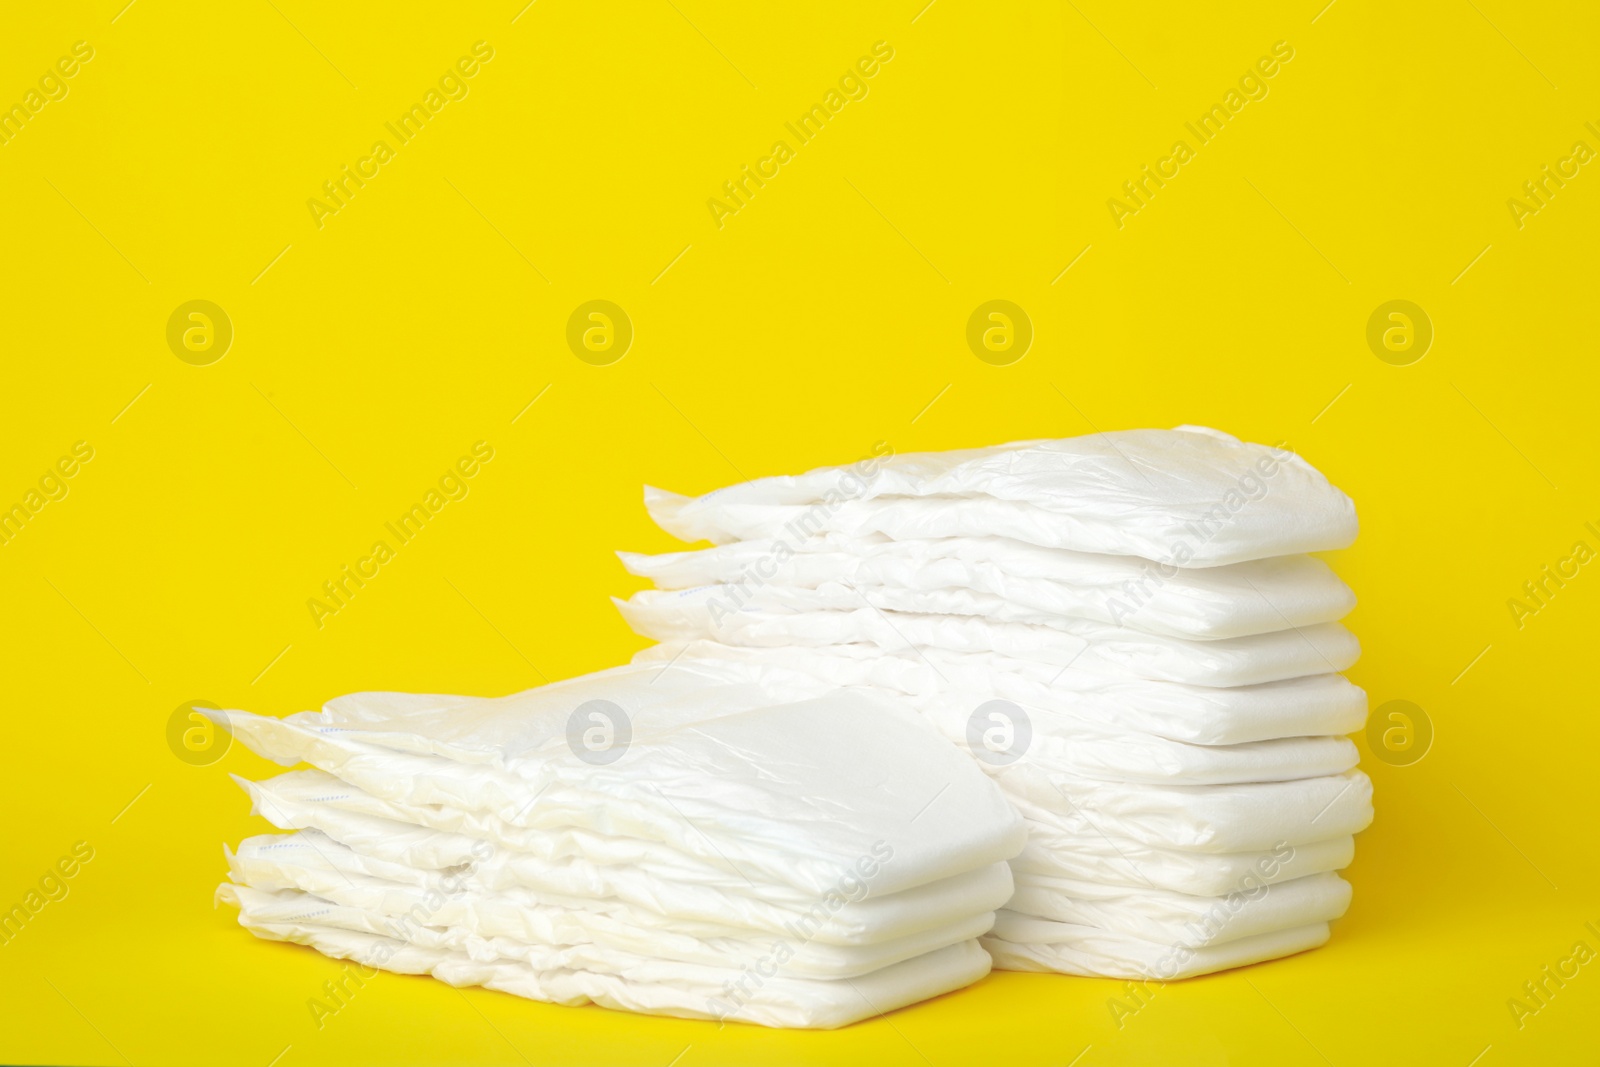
[644,426,1357,567]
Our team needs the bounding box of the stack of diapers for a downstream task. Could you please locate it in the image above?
[617,426,1373,980]
[210,661,1028,1028]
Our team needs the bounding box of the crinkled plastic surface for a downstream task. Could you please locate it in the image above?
[619,538,1354,639]
[236,771,1016,944]
[220,882,994,1029]
[225,833,996,980]
[215,677,1027,1027]
[981,920,1333,980]
[634,641,1369,746]
[1010,833,1356,897]
[968,730,1358,787]
[616,595,1359,687]
[1006,772,1373,854]
[645,427,1357,566]
[1002,871,1352,947]
[212,677,1027,898]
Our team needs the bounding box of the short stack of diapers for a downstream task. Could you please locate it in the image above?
[211,662,1027,1028]
[618,426,1372,980]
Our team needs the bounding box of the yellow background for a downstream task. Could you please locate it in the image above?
[2,0,1597,1063]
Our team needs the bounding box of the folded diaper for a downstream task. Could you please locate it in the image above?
[1002,871,1351,947]
[1005,772,1373,853]
[982,919,1334,980]
[620,539,1354,640]
[644,427,1357,566]
[634,640,1368,746]
[616,594,1359,686]
[224,881,996,1029]
[1009,833,1356,897]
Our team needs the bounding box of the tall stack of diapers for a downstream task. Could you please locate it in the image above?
[210,664,1027,1028]
[618,426,1373,980]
